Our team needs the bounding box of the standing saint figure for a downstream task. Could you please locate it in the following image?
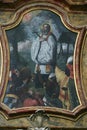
[31,23,57,88]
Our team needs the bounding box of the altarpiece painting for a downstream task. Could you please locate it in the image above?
[0,9,80,112]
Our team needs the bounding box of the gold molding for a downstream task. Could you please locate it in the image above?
[0,2,86,128]
[0,0,87,12]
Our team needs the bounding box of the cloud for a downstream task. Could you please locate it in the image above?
[18,40,31,52]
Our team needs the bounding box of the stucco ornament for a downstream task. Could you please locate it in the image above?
[27,110,50,130]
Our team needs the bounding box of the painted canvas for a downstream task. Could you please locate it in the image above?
[3,10,80,110]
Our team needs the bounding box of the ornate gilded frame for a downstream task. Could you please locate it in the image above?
[0,1,87,128]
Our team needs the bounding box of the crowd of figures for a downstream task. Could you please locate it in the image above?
[4,66,62,108]
[3,56,79,110]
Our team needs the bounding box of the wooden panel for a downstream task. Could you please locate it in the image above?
[0,0,16,3]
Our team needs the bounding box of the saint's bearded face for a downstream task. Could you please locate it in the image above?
[41,24,51,35]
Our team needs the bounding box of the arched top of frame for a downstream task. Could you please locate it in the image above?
[0,2,86,119]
